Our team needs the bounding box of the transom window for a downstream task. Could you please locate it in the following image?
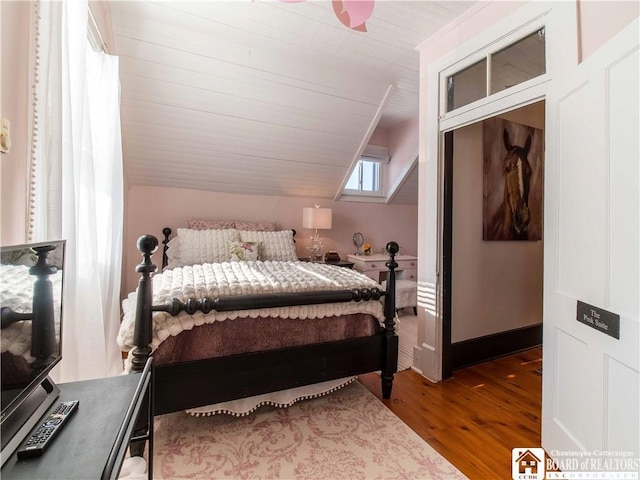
[446,27,546,112]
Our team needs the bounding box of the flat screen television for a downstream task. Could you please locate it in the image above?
[0,240,65,465]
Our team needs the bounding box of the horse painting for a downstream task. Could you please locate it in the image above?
[483,118,543,241]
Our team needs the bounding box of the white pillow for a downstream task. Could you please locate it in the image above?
[169,228,241,267]
[239,230,298,261]
[165,237,182,269]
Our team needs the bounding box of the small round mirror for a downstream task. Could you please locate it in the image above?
[352,232,364,255]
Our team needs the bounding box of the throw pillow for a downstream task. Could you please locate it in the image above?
[228,241,260,262]
[188,219,235,230]
[234,221,276,232]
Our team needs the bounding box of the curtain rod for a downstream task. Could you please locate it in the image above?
[88,6,108,54]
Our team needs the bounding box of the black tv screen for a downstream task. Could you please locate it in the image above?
[0,240,65,423]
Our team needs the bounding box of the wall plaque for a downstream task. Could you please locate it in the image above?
[576,301,620,339]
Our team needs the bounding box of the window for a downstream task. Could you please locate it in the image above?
[445,27,546,113]
[345,159,382,195]
[490,29,546,94]
[447,59,487,112]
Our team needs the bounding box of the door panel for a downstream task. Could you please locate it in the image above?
[609,49,640,319]
[543,18,639,457]
[555,329,589,448]
[607,357,640,452]
[556,78,607,303]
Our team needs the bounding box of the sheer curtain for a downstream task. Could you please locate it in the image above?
[29,0,123,381]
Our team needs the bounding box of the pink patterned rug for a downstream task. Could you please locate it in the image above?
[152,381,467,479]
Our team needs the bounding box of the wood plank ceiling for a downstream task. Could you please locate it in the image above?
[108,1,475,203]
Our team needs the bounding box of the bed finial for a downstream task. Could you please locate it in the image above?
[132,235,158,373]
[385,241,399,255]
[137,234,158,256]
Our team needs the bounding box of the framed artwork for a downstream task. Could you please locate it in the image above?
[483,117,543,241]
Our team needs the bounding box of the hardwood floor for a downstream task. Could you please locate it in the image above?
[359,347,542,480]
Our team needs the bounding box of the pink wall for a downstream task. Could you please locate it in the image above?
[578,1,639,62]
[1,1,31,245]
[123,186,418,293]
[384,118,418,195]
[368,127,388,147]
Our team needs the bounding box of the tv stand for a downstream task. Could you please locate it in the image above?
[1,377,60,466]
[1,358,153,479]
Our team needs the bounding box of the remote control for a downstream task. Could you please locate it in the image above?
[16,400,79,459]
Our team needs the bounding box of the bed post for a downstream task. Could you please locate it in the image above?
[131,235,158,373]
[381,241,399,399]
[29,245,58,365]
[161,228,172,270]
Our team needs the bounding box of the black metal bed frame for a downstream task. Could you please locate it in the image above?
[129,229,399,416]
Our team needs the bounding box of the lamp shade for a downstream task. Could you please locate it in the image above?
[302,207,332,230]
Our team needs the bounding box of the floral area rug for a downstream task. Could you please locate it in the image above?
[152,381,467,479]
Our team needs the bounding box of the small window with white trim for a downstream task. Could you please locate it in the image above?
[345,159,383,195]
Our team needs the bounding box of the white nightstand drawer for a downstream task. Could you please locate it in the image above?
[346,254,418,283]
[401,269,417,281]
[362,261,386,272]
[396,259,418,270]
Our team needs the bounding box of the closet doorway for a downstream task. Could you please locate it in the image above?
[441,101,545,379]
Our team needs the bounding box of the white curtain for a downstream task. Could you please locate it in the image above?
[29,0,123,381]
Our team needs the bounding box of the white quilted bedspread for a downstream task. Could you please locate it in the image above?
[118,260,385,353]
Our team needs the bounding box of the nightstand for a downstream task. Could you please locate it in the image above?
[347,254,418,282]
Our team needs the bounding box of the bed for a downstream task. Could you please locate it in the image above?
[120,223,399,420]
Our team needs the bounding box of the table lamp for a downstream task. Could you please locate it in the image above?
[302,205,332,262]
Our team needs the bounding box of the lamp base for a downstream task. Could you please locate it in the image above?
[309,253,324,263]
[308,231,324,262]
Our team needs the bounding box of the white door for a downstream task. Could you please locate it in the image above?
[543,18,639,460]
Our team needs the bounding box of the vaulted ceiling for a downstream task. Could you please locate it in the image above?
[107,1,476,203]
